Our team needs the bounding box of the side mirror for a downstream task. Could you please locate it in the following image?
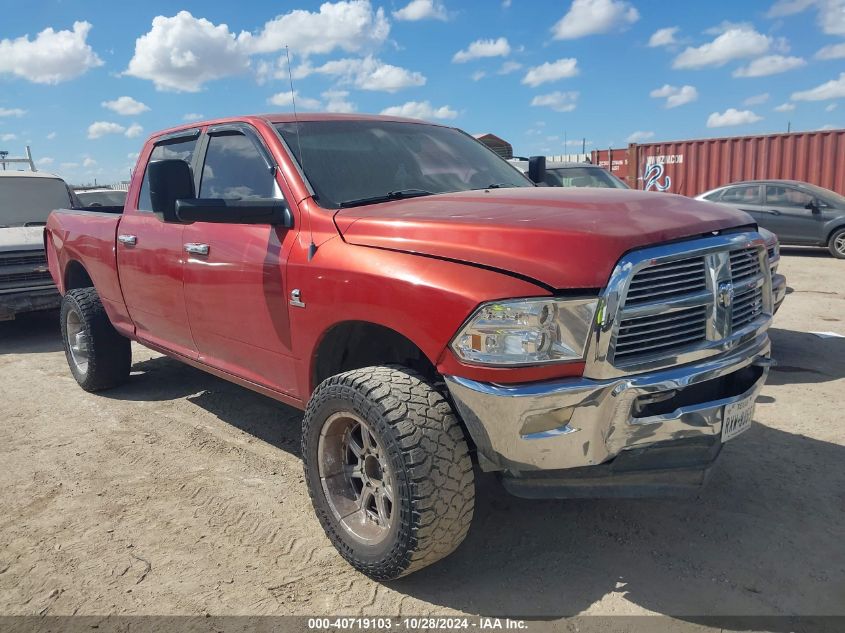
[175,199,293,227]
[148,159,195,222]
[805,199,822,213]
[528,155,547,184]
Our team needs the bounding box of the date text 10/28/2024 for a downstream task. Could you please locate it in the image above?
[307,618,528,630]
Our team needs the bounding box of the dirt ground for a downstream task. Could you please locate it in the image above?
[1,249,843,621]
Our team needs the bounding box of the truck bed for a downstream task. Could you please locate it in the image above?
[45,208,130,333]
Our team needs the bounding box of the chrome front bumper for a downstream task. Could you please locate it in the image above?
[445,331,771,474]
[772,272,787,313]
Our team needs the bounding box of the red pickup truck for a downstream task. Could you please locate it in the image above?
[46,114,774,580]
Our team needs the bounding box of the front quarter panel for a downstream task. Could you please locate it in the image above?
[286,238,585,397]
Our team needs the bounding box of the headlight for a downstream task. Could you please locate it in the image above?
[451,297,599,366]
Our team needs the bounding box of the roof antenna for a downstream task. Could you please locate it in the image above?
[286,45,317,261]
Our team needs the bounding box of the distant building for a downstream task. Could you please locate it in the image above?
[473,133,513,160]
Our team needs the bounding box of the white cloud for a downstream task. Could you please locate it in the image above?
[380,101,458,120]
[452,37,510,63]
[816,42,845,59]
[37,157,54,166]
[706,108,763,128]
[498,61,522,74]
[46,132,57,140]
[733,55,806,77]
[87,121,125,139]
[83,157,97,167]
[530,91,579,112]
[471,70,486,81]
[673,27,771,69]
[0,21,103,84]
[297,55,425,92]
[627,130,655,143]
[268,90,322,109]
[239,1,390,56]
[826,102,838,111]
[125,123,144,138]
[649,84,698,108]
[60,162,79,170]
[128,152,140,160]
[648,26,679,47]
[393,0,448,21]
[552,0,639,40]
[323,90,356,113]
[774,102,796,111]
[767,0,845,36]
[183,113,204,121]
[102,96,150,115]
[125,11,250,92]
[0,108,26,117]
[791,72,845,100]
[521,58,579,87]
[1,133,17,142]
[743,93,770,106]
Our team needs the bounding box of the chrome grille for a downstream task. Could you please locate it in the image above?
[732,285,764,330]
[614,305,708,362]
[0,250,53,292]
[0,270,52,285]
[625,256,707,305]
[605,237,771,371]
[0,252,47,268]
[730,247,761,285]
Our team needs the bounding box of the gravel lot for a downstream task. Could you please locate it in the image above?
[1,250,843,621]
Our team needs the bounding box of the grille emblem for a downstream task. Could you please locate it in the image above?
[718,281,734,309]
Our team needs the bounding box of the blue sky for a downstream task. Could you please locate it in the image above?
[1,0,843,184]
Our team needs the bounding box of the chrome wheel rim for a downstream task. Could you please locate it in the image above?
[318,412,395,545]
[65,308,89,374]
[835,234,845,256]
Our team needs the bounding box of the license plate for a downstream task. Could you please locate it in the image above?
[722,396,755,443]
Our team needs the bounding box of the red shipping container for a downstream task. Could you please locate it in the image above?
[592,129,845,197]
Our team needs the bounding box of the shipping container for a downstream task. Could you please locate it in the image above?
[590,148,630,183]
[591,129,845,197]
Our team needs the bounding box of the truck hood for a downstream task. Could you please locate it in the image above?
[334,188,752,289]
[0,226,46,252]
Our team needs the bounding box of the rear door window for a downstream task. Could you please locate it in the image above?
[718,185,762,204]
[136,135,198,212]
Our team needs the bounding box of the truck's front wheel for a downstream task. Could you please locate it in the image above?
[302,366,475,580]
[61,288,131,392]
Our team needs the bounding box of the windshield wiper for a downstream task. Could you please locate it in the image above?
[338,189,434,208]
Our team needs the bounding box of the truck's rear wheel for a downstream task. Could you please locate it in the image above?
[302,366,474,580]
[61,288,131,392]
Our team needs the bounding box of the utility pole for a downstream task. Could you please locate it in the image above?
[787,121,791,133]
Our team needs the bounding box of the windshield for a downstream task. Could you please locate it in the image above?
[76,190,127,207]
[275,120,533,208]
[0,177,73,227]
[544,167,628,189]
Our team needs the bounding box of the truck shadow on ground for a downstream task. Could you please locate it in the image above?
[94,329,845,624]
[0,310,63,355]
[767,327,845,385]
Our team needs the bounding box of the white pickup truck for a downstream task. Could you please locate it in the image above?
[0,171,76,321]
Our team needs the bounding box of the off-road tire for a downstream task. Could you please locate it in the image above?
[302,366,475,580]
[828,228,845,259]
[60,288,131,392]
